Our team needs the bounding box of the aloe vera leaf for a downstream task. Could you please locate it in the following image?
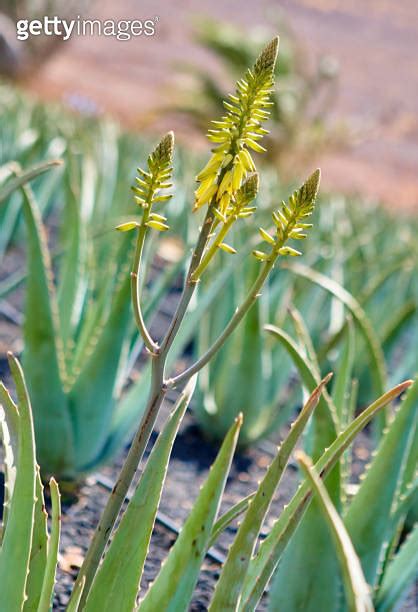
[344,379,418,587]
[239,381,411,611]
[288,306,321,378]
[391,478,418,530]
[208,493,255,549]
[402,408,418,530]
[341,378,358,507]
[23,468,48,611]
[38,478,61,612]
[332,318,355,426]
[380,300,417,354]
[265,323,341,605]
[375,524,418,612]
[297,452,374,612]
[0,355,37,611]
[139,415,242,612]
[68,274,132,471]
[0,159,62,203]
[20,184,75,477]
[264,325,338,462]
[286,261,387,396]
[67,577,85,612]
[0,191,22,259]
[202,266,265,443]
[210,376,331,611]
[0,382,19,532]
[269,374,414,611]
[83,378,196,612]
[57,174,85,347]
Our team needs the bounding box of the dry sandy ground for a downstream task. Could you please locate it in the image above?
[19,0,418,209]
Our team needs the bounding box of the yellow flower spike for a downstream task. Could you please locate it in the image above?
[131,131,174,211]
[194,37,279,212]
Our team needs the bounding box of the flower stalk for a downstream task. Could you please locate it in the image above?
[76,37,323,605]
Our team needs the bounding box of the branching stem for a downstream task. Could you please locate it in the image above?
[168,255,276,388]
[131,211,159,354]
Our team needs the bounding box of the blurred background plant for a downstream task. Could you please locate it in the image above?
[1,80,417,470]
[0,0,91,77]
[164,17,347,178]
[0,85,208,482]
[194,179,418,445]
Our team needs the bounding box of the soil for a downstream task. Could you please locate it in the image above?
[9,0,418,211]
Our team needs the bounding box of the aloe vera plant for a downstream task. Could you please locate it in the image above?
[1,35,416,612]
[1,353,412,610]
[267,319,418,612]
[193,183,417,445]
[0,133,204,480]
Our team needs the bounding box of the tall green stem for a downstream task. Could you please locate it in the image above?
[168,256,275,388]
[131,212,158,354]
[159,201,216,357]
[75,202,217,605]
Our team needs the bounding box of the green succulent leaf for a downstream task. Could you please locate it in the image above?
[208,493,256,550]
[0,159,62,204]
[375,523,418,612]
[38,478,61,612]
[0,354,37,611]
[23,468,48,611]
[285,261,387,400]
[296,452,373,612]
[239,380,411,611]
[84,378,196,612]
[344,379,418,587]
[68,275,132,473]
[20,183,75,477]
[210,375,331,611]
[139,414,242,611]
[0,381,19,533]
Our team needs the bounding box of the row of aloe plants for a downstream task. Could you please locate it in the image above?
[1,350,415,610]
[0,36,417,610]
[1,80,416,453]
[193,178,417,444]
